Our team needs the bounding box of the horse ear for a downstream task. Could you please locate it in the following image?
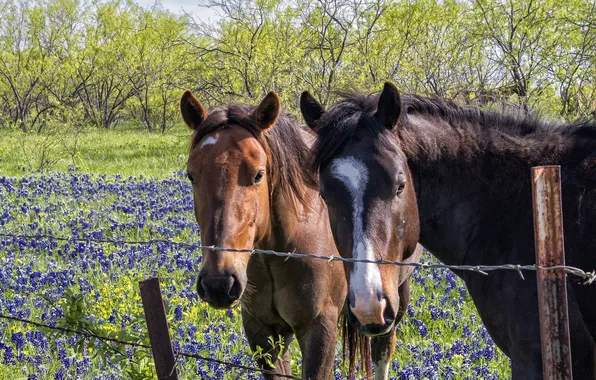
[180,90,208,130]
[252,91,280,131]
[375,82,401,130]
[300,91,325,130]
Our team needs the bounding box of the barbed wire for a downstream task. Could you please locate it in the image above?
[0,313,300,379]
[1,232,595,285]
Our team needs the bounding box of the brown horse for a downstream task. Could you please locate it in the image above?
[181,90,417,379]
[299,85,422,379]
[301,82,596,379]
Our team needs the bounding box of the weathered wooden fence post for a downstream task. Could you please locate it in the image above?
[140,277,179,380]
[531,165,573,380]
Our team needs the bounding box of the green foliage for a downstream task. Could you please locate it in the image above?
[193,0,596,119]
[0,0,194,133]
[251,335,286,368]
[41,288,153,379]
[0,0,594,135]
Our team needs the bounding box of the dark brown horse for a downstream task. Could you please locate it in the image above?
[301,82,596,379]
[181,89,418,379]
[300,85,422,378]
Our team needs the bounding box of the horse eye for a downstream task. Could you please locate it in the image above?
[253,170,265,185]
[396,182,406,196]
[187,173,195,184]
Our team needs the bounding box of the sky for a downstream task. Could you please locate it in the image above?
[135,0,220,22]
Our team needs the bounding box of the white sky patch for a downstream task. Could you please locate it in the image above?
[200,136,218,148]
[330,157,383,304]
[135,0,220,22]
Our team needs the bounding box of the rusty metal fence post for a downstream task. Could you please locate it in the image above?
[531,165,573,380]
[140,277,179,380]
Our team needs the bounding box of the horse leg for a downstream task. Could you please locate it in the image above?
[371,330,395,380]
[571,280,596,343]
[371,278,410,380]
[510,284,596,380]
[295,313,339,380]
[466,271,596,380]
[242,309,293,379]
[567,287,596,380]
[510,328,595,380]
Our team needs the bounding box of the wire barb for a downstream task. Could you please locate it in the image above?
[0,232,594,284]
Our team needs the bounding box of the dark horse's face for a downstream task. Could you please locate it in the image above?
[301,83,420,336]
[181,90,279,309]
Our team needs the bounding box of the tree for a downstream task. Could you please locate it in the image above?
[125,6,192,131]
[0,0,67,132]
[74,0,137,129]
[474,0,563,111]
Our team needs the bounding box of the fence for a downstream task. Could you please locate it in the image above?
[0,233,593,284]
[0,311,298,379]
[0,233,592,378]
[0,165,594,379]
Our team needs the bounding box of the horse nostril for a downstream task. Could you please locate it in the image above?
[384,315,395,327]
[228,274,242,300]
[196,274,207,300]
[382,297,397,326]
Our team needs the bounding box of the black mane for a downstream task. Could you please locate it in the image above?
[311,91,596,172]
[191,103,315,210]
[310,92,388,173]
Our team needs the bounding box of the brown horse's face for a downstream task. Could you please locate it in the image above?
[181,90,280,309]
[301,83,420,336]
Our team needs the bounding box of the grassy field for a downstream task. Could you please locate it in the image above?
[0,127,190,177]
[0,127,511,379]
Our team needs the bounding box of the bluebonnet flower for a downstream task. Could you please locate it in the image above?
[11,332,25,351]
[0,172,508,378]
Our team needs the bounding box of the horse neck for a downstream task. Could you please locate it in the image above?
[257,130,332,254]
[254,183,330,260]
[400,114,567,266]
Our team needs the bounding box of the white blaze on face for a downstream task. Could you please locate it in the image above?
[200,136,218,148]
[331,157,384,324]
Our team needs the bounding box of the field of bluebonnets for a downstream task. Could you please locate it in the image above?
[0,163,512,379]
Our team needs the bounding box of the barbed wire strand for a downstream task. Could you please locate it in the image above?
[1,232,594,285]
[0,313,299,379]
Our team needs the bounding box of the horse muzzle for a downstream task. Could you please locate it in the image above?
[197,272,243,309]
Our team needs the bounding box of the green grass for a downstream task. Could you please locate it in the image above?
[0,126,191,177]
[0,127,511,378]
